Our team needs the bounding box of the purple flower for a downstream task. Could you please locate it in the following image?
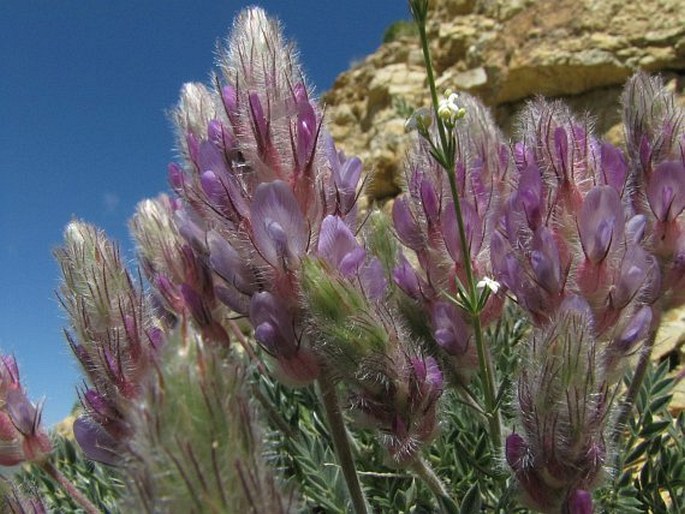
[565,490,593,514]
[578,186,624,264]
[622,72,685,307]
[250,180,308,271]
[646,160,685,222]
[249,292,319,385]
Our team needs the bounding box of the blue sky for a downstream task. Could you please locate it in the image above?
[0,1,410,426]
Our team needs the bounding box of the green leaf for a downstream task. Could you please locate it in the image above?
[625,439,650,465]
[459,483,482,514]
[437,494,461,514]
[648,394,673,413]
[640,420,671,438]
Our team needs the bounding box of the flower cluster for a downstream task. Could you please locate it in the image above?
[393,92,510,381]
[165,8,363,386]
[492,99,659,372]
[22,5,683,513]
[124,326,292,513]
[506,299,609,513]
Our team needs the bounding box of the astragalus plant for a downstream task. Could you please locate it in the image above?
[3,2,685,513]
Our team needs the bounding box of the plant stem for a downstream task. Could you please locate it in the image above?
[471,315,502,451]
[317,371,369,514]
[411,455,449,497]
[40,460,101,514]
[411,456,458,513]
[613,328,658,441]
[414,3,502,453]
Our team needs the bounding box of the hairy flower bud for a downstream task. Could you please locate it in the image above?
[508,302,611,512]
[124,327,294,513]
[302,246,442,463]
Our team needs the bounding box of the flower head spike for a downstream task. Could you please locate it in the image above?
[131,195,232,345]
[392,92,511,379]
[163,7,367,387]
[56,221,163,463]
[0,354,51,467]
[621,72,685,307]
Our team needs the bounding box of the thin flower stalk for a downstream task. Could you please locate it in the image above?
[318,371,369,514]
[409,0,502,451]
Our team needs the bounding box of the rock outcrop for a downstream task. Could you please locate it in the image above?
[323,0,685,199]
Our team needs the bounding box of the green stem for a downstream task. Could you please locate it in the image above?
[41,460,101,514]
[411,456,458,513]
[471,315,502,451]
[318,372,369,514]
[411,455,448,496]
[415,5,502,453]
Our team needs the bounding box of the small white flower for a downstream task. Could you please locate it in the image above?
[437,90,466,125]
[477,277,501,294]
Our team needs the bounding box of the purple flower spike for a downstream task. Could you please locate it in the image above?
[251,180,308,269]
[578,186,624,264]
[565,489,593,514]
[647,160,685,222]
